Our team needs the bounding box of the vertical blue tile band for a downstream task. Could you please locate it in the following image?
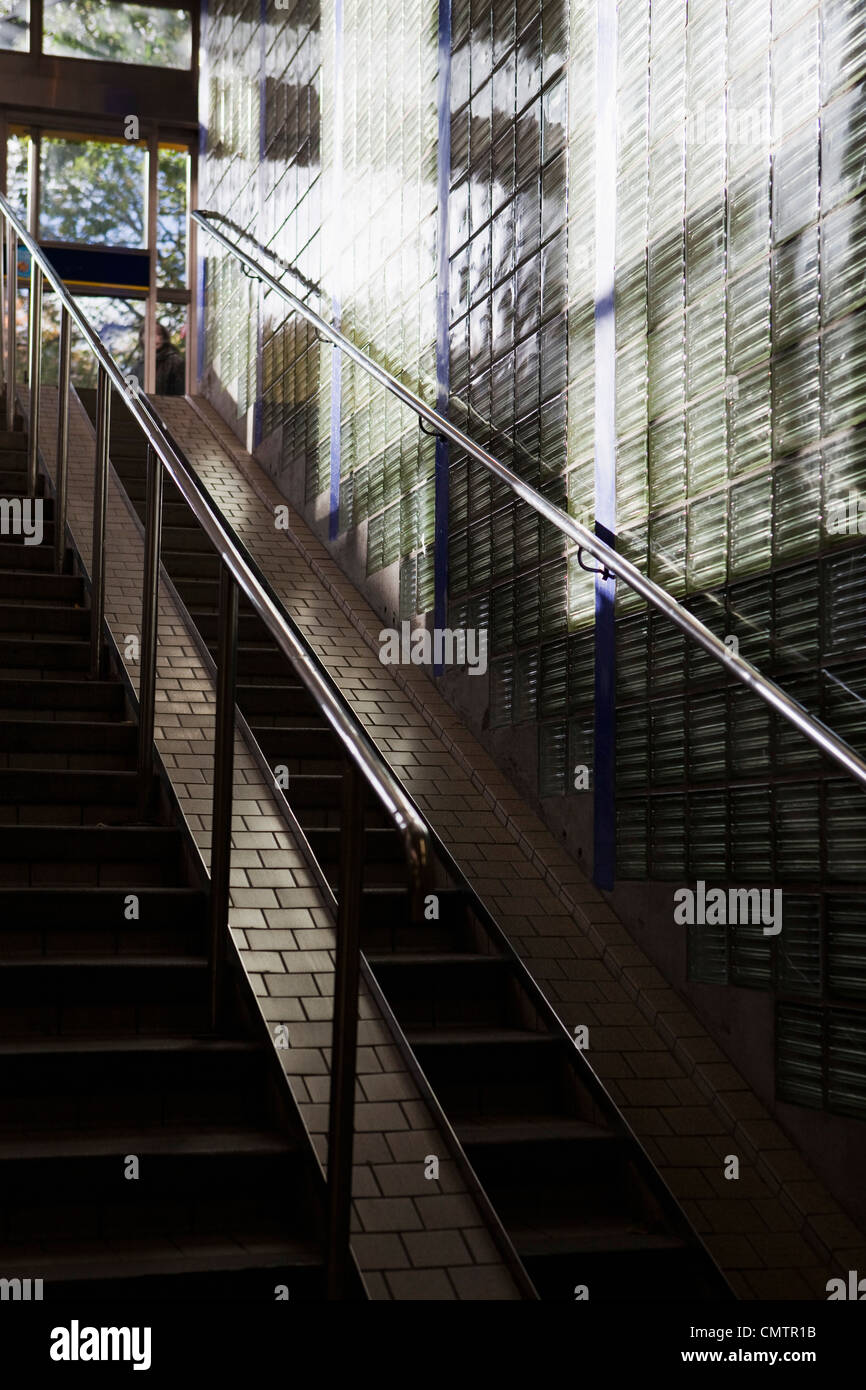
[433,0,452,673]
[593,0,617,891]
[328,0,344,542]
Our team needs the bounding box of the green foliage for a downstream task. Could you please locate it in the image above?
[40,138,147,247]
[157,148,188,288]
[43,0,191,69]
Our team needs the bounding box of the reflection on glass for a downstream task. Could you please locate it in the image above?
[5,133,30,222]
[39,137,147,248]
[40,293,143,387]
[156,146,189,288]
[43,0,191,69]
[0,0,27,51]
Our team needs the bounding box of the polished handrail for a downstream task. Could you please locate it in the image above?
[193,207,866,793]
[0,189,433,1301]
[0,192,431,889]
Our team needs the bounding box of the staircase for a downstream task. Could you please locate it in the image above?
[0,416,354,1301]
[80,391,734,1301]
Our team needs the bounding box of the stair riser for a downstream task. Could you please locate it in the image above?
[0,523,56,546]
[412,1041,570,1117]
[0,927,205,958]
[0,889,206,928]
[524,1249,721,1303]
[192,612,273,645]
[0,681,125,718]
[165,551,221,579]
[0,474,44,497]
[0,640,90,668]
[43,1265,326,1302]
[306,827,405,866]
[0,828,181,860]
[0,725,135,754]
[0,863,181,888]
[361,924,468,954]
[207,646,294,680]
[0,609,88,638]
[0,494,55,520]
[0,544,53,572]
[1,1191,304,1244]
[0,997,210,1037]
[360,889,470,934]
[0,803,145,826]
[0,770,143,803]
[0,1056,271,1132]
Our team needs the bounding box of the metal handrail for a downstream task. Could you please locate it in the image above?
[193,207,866,793]
[0,193,430,889]
[0,190,432,1301]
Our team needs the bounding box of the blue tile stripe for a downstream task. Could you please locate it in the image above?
[593,0,617,891]
[433,0,452,674]
[328,0,344,542]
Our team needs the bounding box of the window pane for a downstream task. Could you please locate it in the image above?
[0,0,28,52]
[43,1,192,69]
[157,146,189,288]
[55,296,144,388]
[5,133,31,222]
[153,302,188,391]
[39,137,147,248]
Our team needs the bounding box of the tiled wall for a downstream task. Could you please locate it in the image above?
[321,0,439,601]
[201,0,261,435]
[609,0,866,1125]
[200,0,866,1124]
[447,0,591,797]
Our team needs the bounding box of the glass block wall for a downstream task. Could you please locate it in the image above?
[201,0,594,784]
[612,0,866,1121]
[200,0,866,1124]
[260,0,324,480]
[201,0,262,433]
[449,0,597,801]
[318,0,439,603]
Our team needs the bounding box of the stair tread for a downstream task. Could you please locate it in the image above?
[0,719,134,735]
[0,599,84,612]
[0,678,120,699]
[0,954,206,969]
[367,951,506,966]
[0,1234,323,1280]
[0,1125,298,1162]
[407,1026,557,1046]
[0,1034,260,1059]
[0,824,176,833]
[512,1224,688,1258]
[0,633,88,645]
[0,768,138,782]
[456,1115,616,1146]
[0,885,201,897]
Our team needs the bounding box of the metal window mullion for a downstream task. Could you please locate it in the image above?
[145,126,159,394]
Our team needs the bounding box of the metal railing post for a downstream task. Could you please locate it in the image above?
[54,305,71,575]
[137,443,164,815]
[209,561,238,1029]
[4,219,15,432]
[89,367,110,678]
[326,760,364,1300]
[26,262,42,497]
